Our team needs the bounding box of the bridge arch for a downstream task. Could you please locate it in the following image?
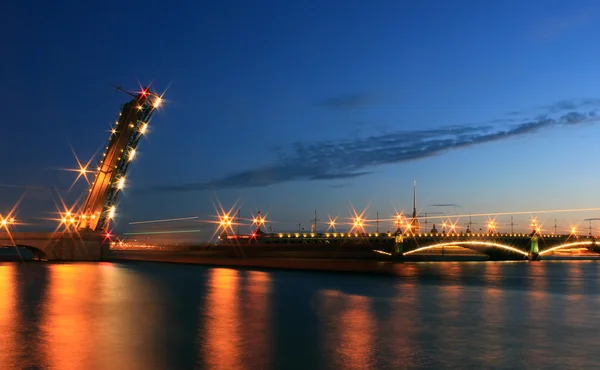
[538,241,595,256]
[0,244,49,260]
[403,241,529,257]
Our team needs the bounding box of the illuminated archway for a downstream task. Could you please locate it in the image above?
[403,241,529,257]
[538,241,595,256]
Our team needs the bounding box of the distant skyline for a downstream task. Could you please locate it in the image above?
[2,0,600,237]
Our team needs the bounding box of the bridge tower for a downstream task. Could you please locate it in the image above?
[78,85,163,232]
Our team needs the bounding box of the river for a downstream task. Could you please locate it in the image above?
[0,261,599,369]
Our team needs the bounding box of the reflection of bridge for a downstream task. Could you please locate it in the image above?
[0,85,163,261]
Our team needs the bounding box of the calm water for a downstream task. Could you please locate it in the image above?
[1,261,600,370]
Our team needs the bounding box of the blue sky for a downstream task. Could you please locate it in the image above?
[1,0,600,237]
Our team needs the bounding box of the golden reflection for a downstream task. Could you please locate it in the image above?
[0,264,17,368]
[203,268,242,370]
[43,264,100,369]
[566,262,584,300]
[387,281,418,367]
[93,263,169,370]
[523,262,550,365]
[480,262,505,365]
[241,271,271,369]
[320,291,375,369]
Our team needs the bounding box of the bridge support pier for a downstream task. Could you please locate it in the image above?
[1,231,110,261]
[529,235,540,261]
[392,234,404,261]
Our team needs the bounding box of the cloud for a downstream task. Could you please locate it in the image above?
[541,99,600,114]
[150,101,600,192]
[529,10,597,40]
[316,93,375,109]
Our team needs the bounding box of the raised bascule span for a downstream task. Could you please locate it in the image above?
[78,85,162,232]
[0,84,163,261]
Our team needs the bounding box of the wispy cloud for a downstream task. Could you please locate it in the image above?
[150,100,600,192]
[529,9,598,40]
[316,93,375,109]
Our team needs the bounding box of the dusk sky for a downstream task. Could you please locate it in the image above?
[2,0,600,236]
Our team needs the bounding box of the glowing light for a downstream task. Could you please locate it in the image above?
[128,149,136,161]
[0,219,6,226]
[327,216,338,231]
[108,206,116,219]
[404,241,529,257]
[140,123,148,134]
[354,217,363,227]
[153,97,162,108]
[571,227,577,234]
[539,241,594,255]
[117,177,125,190]
[111,129,116,134]
[373,250,392,256]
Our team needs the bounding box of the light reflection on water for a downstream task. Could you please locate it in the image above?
[1,261,600,369]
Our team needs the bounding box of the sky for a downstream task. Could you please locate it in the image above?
[2,0,600,238]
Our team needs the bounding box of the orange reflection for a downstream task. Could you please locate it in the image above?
[42,264,100,369]
[202,268,242,370]
[241,271,271,369]
[321,291,375,369]
[524,262,550,366]
[0,264,17,368]
[93,263,169,370]
[480,262,505,365]
[387,281,418,366]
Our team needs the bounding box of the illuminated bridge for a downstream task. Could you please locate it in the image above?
[0,85,163,261]
[213,229,600,261]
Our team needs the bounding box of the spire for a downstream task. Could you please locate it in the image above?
[410,180,420,233]
[412,180,417,218]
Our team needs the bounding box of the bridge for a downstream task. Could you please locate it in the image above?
[0,85,163,261]
[395,232,599,260]
[0,231,110,260]
[213,228,600,261]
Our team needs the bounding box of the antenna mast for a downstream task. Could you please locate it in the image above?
[237,208,240,237]
[311,209,320,233]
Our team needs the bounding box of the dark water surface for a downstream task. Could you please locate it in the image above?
[1,261,599,370]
